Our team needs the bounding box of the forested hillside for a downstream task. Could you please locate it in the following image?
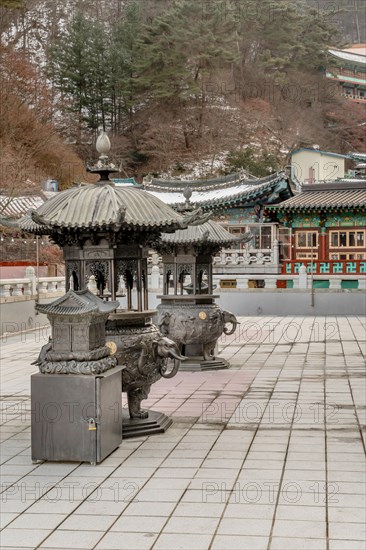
[1,0,365,182]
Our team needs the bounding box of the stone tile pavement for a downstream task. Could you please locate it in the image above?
[0,316,365,550]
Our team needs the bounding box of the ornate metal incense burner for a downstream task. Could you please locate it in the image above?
[21,133,206,434]
[158,304,238,362]
[156,217,250,370]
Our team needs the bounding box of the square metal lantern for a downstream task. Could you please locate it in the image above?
[32,289,122,463]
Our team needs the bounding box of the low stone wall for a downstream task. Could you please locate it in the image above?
[2,287,364,337]
[1,298,51,338]
[147,289,366,316]
[215,289,366,316]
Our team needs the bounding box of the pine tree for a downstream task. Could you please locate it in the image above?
[108,2,142,134]
[135,0,237,103]
[134,0,238,148]
[47,13,99,142]
[234,0,342,80]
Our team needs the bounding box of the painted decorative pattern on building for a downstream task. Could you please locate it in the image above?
[326,213,366,227]
[283,260,366,275]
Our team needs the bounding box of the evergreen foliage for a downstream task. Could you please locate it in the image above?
[225,148,279,177]
[42,0,360,171]
[135,0,237,102]
[47,0,343,140]
[0,0,24,7]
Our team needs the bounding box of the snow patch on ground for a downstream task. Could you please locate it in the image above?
[159,152,231,180]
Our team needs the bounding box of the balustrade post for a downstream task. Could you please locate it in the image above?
[264,277,277,289]
[329,278,342,290]
[117,275,125,296]
[298,265,308,289]
[236,277,249,289]
[0,284,11,297]
[38,281,48,295]
[358,278,366,290]
[88,275,98,294]
[48,281,58,293]
[12,283,24,296]
[59,278,66,293]
[25,266,37,295]
[150,265,160,290]
[24,282,32,296]
[273,239,279,265]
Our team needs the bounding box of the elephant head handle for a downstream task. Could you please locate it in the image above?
[153,337,185,379]
[222,310,239,336]
[137,340,150,375]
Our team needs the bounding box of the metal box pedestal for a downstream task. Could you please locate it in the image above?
[31,367,123,464]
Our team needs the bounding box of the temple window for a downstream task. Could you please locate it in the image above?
[278,227,292,260]
[227,224,275,250]
[296,231,318,248]
[329,230,365,248]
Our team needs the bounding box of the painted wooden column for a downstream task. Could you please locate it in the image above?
[290,229,296,261]
[319,227,327,261]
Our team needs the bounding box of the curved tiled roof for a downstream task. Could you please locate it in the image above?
[19,183,201,234]
[161,220,243,245]
[329,48,366,65]
[0,194,45,219]
[36,289,119,316]
[145,173,292,210]
[270,181,366,212]
[146,171,250,190]
[349,152,366,163]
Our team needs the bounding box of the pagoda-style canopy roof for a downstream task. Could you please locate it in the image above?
[269,180,366,213]
[36,289,119,316]
[161,219,246,246]
[144,172,292,211]
[19,183,203,235]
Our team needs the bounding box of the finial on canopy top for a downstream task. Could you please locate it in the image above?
[87,131,118,182]
[183,186,192,203]
[96,131,111,158]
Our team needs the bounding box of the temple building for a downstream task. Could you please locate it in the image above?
[290,148,348,185]
[327,45,366,103]
[143,172,293,282]
[267,179,366,288]
[348,152,366,178]
[0,191,50,271]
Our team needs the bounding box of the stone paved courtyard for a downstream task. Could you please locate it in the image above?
[0,316,365,550]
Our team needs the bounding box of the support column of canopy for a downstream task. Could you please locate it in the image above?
[143,258,149,311]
